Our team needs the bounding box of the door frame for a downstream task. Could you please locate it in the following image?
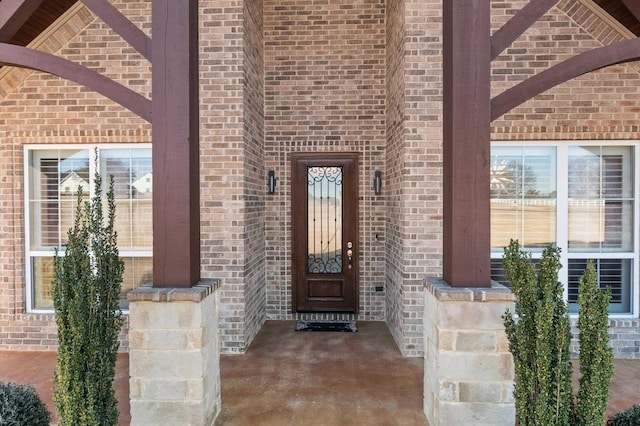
[290,152,360,313]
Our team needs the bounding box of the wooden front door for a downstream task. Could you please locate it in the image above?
[292,153,359,313]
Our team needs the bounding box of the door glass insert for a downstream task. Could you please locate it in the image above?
[307,166,343,274]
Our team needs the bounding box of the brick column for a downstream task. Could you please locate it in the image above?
[424,278,515,425]
[127,280,220,425]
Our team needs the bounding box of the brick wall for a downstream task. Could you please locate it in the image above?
[242,0,267,349]
[0,0,265,355]
[198,0,250,353]
[0,130,144,352]
[383,0,443,356]
[570,319,640,359]
[0,1,150,351]
[0,0,639,358]
[490,0,640,358]
[263,0,387,322]
[382,0,640,357]
[492,0,640,135]
[385,0,407,354]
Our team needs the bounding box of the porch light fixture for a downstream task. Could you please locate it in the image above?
[268,170,277,194]
[373,170,382,195]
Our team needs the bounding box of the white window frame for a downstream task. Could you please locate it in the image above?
[491,140,639,318]
[24,144,153,313]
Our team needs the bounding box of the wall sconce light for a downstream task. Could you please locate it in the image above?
[373,170,382,195]
[268,170,277,194]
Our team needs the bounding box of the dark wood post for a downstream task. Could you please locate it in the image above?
[151,0,200,287]
[442,0,491,287]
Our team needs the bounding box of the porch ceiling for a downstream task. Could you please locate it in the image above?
[1,0,639,48]
[2,0,77,46]
[595,0,640,35]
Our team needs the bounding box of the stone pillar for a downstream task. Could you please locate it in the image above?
[424,278,515,426]
[127,281,220,426]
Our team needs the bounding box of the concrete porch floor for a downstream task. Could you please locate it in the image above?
[0,320,638,425]
[215,321,425,425]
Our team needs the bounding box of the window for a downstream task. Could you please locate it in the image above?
[491,142,638,315]
[25,146,152,311]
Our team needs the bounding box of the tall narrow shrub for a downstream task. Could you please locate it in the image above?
[504,241,615,426]
[576,260,614,426]
[502,240,573,426]
[53,171,124,426]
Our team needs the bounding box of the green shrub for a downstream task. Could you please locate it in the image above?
[53,169,124,426]
[607,405,640,426]
[0,381,51,426]
[503,240,614,426]
[576,261,614,426]
[502,240,573,426]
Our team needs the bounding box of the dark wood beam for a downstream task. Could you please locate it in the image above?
[0,42,151,121]
[491,0,559,60]
[443,0,492,287]
[80,0,151,61]
[151,0,200,288]
[0,0,44,43]
[491,37,640,120]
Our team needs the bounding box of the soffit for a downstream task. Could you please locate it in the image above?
[8,0,77,46]
[593,0,640,35]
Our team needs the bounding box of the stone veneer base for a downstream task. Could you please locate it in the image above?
[127,280,221,426]
[424,278,516,426]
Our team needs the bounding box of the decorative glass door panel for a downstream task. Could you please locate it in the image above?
[307,166,343,274]
[292,154,358,313]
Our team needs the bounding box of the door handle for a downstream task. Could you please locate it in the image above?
[347,241,353,269]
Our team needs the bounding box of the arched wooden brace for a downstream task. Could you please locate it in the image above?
[0,42,152,122]
[491,0,558,60]
[80,0,151,61]
[491,37,640,121]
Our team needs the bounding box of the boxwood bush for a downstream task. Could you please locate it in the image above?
[607,405,640,426]
[503,240,614,426]
[0,381,51,426]
[53,171,124,426]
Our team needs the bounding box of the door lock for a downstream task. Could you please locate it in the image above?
[347,242,353,269]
